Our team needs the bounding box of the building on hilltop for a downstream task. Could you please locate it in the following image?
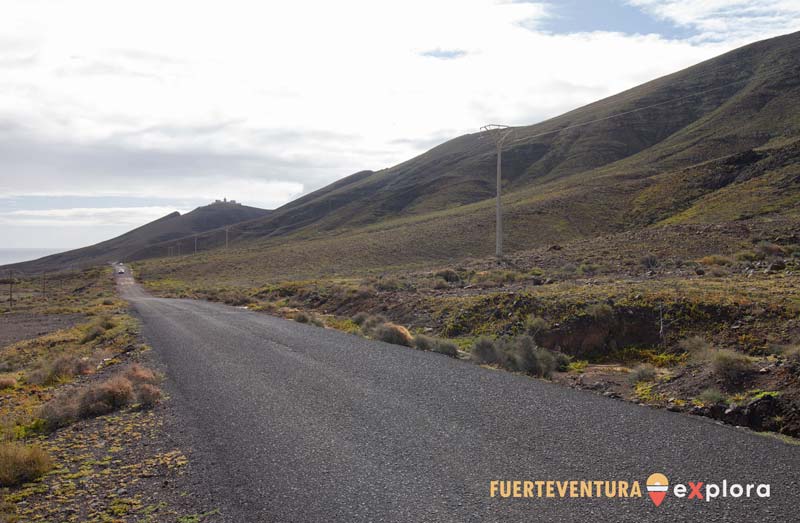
[212,197,241,206]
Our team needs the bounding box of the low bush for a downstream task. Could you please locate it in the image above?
[640,254,659,269]
[293,311,325,327]
[360,314,388,336]
[471,337,501,364]
[0,443,53,487]
[26,354,93,386]
[136,384,162,408]
[697,388,727,406]
[755,241,785,258]
[40,365,162,431]
[524,316,550,337]
[711,349,751,385]
[586,303,614,322]
[553,352,572,372]
[698,254,733,266]
[374,323,413,347]
[472,336,556,377]
[567,360,588,373]
[413,334,458,357]
[0,376,16,390]
[81,325,106,344]
[352,312,370,326]
[679,336,712,358]
[78,376,135,418]
[435,269,461,283]
[627,364,656,385]
[734,250,758,262]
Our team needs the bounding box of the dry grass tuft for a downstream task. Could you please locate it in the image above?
[374,323,413,347]
[0,442,53,487]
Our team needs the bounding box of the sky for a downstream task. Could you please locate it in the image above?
[1,0,800,249]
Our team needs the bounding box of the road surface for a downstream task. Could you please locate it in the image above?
[118,271,800,522]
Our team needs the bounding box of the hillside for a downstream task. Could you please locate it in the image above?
[8,32,800,278]
[127,31,800,283]
[3,202,270,274]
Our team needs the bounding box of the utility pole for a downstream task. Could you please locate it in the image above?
[481,124,514,259]
[7,270,12,310]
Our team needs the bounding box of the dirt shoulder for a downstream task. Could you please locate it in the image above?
[1,267,220,523]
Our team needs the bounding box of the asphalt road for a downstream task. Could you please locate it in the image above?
[118,272,800,522]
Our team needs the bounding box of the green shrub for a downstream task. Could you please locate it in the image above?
[567,360,588,373]
[81,325,106,344]
[640,254,659,269]
[0,443,53,487]
[524,316,550,337]
[415,334,458,357]
[360,314,388,336]
[553,352,572,372]
[734,250,757,262]
[375,278,401,291]
[711,349,751,385]
[503,336,556,378]
[352,312,370,326]
[471,337,501,364]
[697,388,727,405]
[627,364,656,385]
[586,303,614,322]
[679,336,712,359]
[431,339,458,358]
[414,334,435,351]
[435,269,461,283]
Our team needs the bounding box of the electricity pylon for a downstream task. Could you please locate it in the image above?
[481,124,513,258]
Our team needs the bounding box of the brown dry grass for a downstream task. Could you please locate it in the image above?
[0,442,53,487]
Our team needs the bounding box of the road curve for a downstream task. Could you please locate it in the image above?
[118,272,800,522]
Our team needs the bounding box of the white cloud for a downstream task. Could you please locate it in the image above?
[627,0,800,43]
[1,0,799,247]
[0,206,187,227]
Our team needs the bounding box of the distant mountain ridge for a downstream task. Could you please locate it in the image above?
[7,31,800,276]
[4,202,270,273]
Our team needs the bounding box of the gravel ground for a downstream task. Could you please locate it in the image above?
[120,273,800,522]
[0,312,84,349]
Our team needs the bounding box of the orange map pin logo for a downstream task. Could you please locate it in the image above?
[646,473,669,507]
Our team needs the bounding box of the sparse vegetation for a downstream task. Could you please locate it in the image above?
[697,388,728,405]
[627,364,656,385]
[373,323,413,347]
[413,334,458,357]
[0,442,53,487]
[710,349,752,385]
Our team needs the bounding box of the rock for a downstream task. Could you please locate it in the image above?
[724,406,748,426]
[744,394,781,430]
[759,367,769,374]
[695,268,705,275]
[667,403,681,412]
[769,259,786,271]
